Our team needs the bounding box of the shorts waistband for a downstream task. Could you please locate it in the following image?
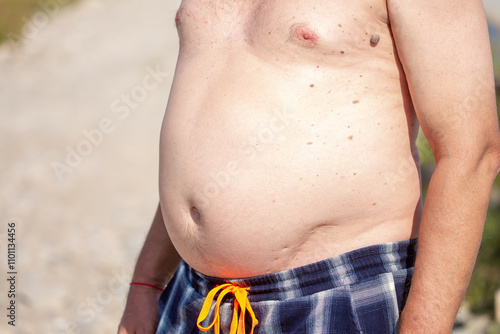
[183,239,417,301]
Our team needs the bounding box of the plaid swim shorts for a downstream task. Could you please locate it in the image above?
[156,239,417,334]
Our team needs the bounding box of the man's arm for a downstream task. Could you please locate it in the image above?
[387,0,500,332]
[118,203,182,334]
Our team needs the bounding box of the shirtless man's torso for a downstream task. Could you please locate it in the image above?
[160,0,421,278]
[118,1,500,333]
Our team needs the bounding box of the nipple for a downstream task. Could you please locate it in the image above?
[291,23,319,47]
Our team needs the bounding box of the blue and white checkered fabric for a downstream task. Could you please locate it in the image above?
[156,239,417,334]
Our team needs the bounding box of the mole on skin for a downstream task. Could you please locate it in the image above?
[370,34,380,45]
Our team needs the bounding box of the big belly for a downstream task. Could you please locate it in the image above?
[158,56,421,277]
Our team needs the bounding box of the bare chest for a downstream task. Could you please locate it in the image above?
[175,0,390,56]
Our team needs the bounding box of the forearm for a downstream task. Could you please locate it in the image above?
[131,203,182,287]
[118,205,180,333]
[399,155,499,333]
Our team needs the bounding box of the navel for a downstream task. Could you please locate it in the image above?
[190,206,201,224]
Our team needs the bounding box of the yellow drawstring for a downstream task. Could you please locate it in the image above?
[197,283,259,334]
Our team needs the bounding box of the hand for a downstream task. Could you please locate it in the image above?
[117,285,163,334]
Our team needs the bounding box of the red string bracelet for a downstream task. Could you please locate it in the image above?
[130,282,164,292]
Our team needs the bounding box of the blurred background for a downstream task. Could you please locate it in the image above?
[0,0,499,333]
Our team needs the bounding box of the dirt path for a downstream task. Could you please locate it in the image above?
[0,0,179,332]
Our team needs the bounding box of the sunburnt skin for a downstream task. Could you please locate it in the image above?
[159,0,421,278]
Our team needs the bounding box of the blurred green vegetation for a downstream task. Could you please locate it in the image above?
[487,322,500,334]
[469,208,500,314]
[0,0,77,44]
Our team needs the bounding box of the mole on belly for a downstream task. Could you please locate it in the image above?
[370,34,380,46]
[290,23,319,47]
